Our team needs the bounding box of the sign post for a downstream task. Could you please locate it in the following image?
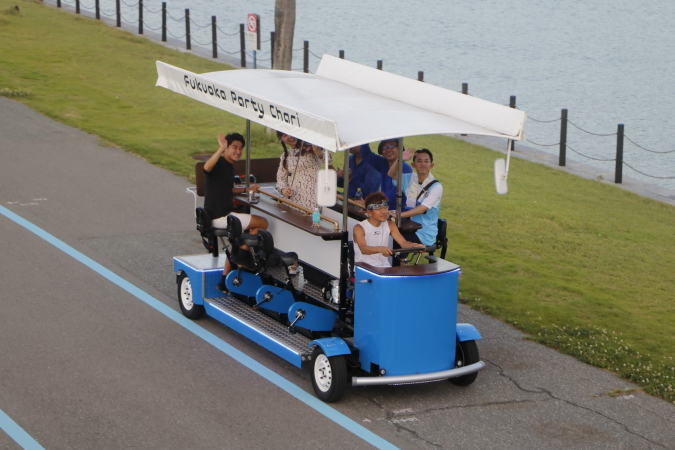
[246,14,261,69]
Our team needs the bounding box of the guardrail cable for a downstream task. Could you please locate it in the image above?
[166,28,186,39]
[166,11,185,22]
[568,120,616,137]
[624,135,675,155]
[191,36,211,46]
[189,18,211,29]
[215,43,240,54]
[526,138,559,147]
[566,144,615,162]
[308,49,323,59]
[120,13,138,24]
[528,116,561,124]
[142,4,161,13]
[120,0,137,7]
[623,162,675,179]
[143,21,162,31]
[216,26,239,36]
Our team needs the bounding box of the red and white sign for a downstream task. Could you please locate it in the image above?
[246,14,260,51]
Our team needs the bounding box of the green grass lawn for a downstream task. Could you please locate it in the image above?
[2,0,674,401]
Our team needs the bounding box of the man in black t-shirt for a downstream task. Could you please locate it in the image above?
[204,132,268,292]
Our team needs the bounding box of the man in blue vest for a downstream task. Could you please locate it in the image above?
[387,148,442,246]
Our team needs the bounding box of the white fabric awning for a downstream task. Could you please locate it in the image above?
[156,55,526,152]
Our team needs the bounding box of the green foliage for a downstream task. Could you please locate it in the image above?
[2,0,675,403]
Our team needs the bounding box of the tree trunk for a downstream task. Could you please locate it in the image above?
[273,0,295,70]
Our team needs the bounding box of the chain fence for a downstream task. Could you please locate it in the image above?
[48,0,675,184]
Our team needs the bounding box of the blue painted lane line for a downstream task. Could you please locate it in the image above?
[0,205,398,450]
[0,408,45,450]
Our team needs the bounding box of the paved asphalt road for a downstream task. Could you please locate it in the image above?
[1,97,674,450]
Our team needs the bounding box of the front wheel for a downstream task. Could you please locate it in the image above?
[311,346,348,402]
[450,340,479,386]
[177,272,205,319]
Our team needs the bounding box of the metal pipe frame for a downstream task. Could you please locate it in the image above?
[351,361,486,386]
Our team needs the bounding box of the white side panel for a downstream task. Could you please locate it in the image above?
[256,212,342,277]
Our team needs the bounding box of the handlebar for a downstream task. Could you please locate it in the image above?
[390,245,436,254]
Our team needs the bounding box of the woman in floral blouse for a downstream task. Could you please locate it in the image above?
[275,131,331,211]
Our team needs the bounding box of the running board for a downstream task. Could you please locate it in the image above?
[351,361,486,386]
[205,296,313,368]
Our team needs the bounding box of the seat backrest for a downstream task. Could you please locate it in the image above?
[227,214,243,240]
[195,207,212,232]
[195,162,206,197]
[257,229,275,254]
[436,218,447,242]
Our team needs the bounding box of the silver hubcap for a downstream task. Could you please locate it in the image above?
[180,277,193,310]
[314,354,332,392]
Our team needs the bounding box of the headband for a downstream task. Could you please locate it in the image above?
[366,200,389,210]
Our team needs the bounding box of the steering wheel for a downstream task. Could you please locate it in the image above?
[390,245,437,265]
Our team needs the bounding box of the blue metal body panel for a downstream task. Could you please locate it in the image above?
[204,301,303,368]
[309,337,351,357]
[226,270,264,297]
[255,285,296,314]
[456,323,482,342]
[174,258,217,306]
[354,266,459,376]
[289,302,337,332]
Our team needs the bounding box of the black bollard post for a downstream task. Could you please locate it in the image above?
[303,41,309,73]
[95,0,99,19]
[510,95,516,109]
[418,71,424,82]
[57,0,61,8]
[615,124,624,184]
[75,0,80,14]
[339,50,344,59]
[239,24,246,67]
[139,0,143,34]
[462,83,468,94]
[185,10,191,50]
[559,109,568,167]
[211,16,217,58]
[115,0,120,27]
[161,3,166,42]
[377,60,382,70]
[270,31,275,68]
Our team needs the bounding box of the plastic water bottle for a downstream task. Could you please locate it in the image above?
[312,207,321,228]
[296,266,305,292]
[354,188,363,201]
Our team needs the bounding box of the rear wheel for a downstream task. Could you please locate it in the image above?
[450,340,479,386]
[177,272,205,319]
[311,346,348,402]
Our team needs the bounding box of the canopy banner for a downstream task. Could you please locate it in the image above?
[316,55,526,140]
[155,62,342,150]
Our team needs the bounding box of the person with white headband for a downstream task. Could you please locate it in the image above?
[353,192,424,268]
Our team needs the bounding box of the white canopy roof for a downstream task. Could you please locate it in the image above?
[156,55,526,152]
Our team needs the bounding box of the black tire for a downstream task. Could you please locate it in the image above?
[177,272,205,319]
[310,346,348,402]
[450,340,479,386]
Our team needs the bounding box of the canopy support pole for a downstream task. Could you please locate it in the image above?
[245,120,251,187]
[342,148,350,232]
[395,137,404,227]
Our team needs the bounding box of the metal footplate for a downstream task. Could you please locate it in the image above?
[206,295,313,368]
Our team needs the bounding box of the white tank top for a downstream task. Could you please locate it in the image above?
[354,219,392,268]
